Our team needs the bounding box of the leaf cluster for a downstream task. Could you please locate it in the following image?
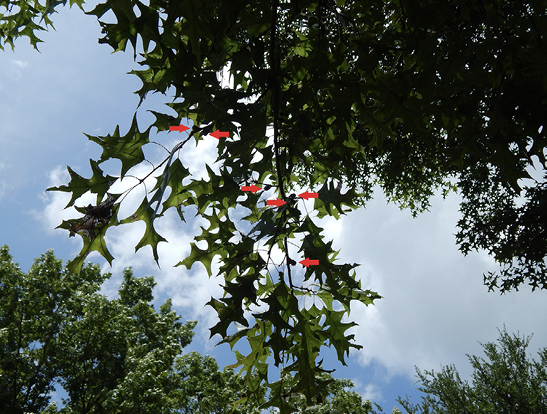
[0,0,83,50]
[457,165,547,292]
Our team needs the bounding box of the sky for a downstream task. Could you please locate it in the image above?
[1,2,547,412]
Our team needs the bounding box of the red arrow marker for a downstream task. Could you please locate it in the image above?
[169,124,190,133]
[299,191,318,200]
[241,185,262,193]
[299,258,319,267]
[266,198,287,207]
[209,130,229,139]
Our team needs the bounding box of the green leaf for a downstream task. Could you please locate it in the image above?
[216,326,252,349]
[158,158,191,221]
[46,160,116,209]
[121,198,167,265]
[321,308,360,364]
[314,180,360,219]
[177,242,216,277]
[207,297,248,339]
[178,0,214,63]
[149,156,191,218]
[85,114,150,178]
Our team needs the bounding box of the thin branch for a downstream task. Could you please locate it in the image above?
[270,0,284,201]
[117,132,195,205]
[149,140,171,153]
[269,0,296,296]
[284,237,294,289]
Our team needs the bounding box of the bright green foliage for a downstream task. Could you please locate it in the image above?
[271,371,403,414]
[397,327,547,414]
[0,0,84,50]
[171,351,268,414]
[1,246,395,414]
[169,357,403,414]
[0,246,197,413]
[5,0,547,410]
[56,269,196,414]
[0,245,81,412]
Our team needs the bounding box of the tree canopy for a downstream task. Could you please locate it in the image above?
[0,245,197,413]
[397,327,547,413]
[1,246,399,413]
[2,0,547,410]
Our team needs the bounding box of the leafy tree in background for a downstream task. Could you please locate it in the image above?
[275,371,401,414]
[1,245,62,413]
[1,246,397,413]
[171,351,268,413]
[0,246,197,413]
[0,245,116,412]
[171,354,403,414]
[3,0,547,410]
[56,269,197,414]
[397,327,547,414]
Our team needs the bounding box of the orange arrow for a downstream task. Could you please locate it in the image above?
[266,198,287,207]
[209,130,229,139]
[241,185,262,193]
[169,124,190,133]
[299,258,319,267]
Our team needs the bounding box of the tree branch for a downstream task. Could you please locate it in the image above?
[270,0,285,201]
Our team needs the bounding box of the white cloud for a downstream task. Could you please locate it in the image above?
[360,382,384,403]
[12,59,29,68]
[5,59,29,81]
[332,189,547,385]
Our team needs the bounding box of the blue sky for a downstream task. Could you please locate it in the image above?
[1,2,547,412]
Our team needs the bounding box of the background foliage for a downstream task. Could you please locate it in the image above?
[398,327,547,414]
[0,245,195,413]
[0,246,398,413]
